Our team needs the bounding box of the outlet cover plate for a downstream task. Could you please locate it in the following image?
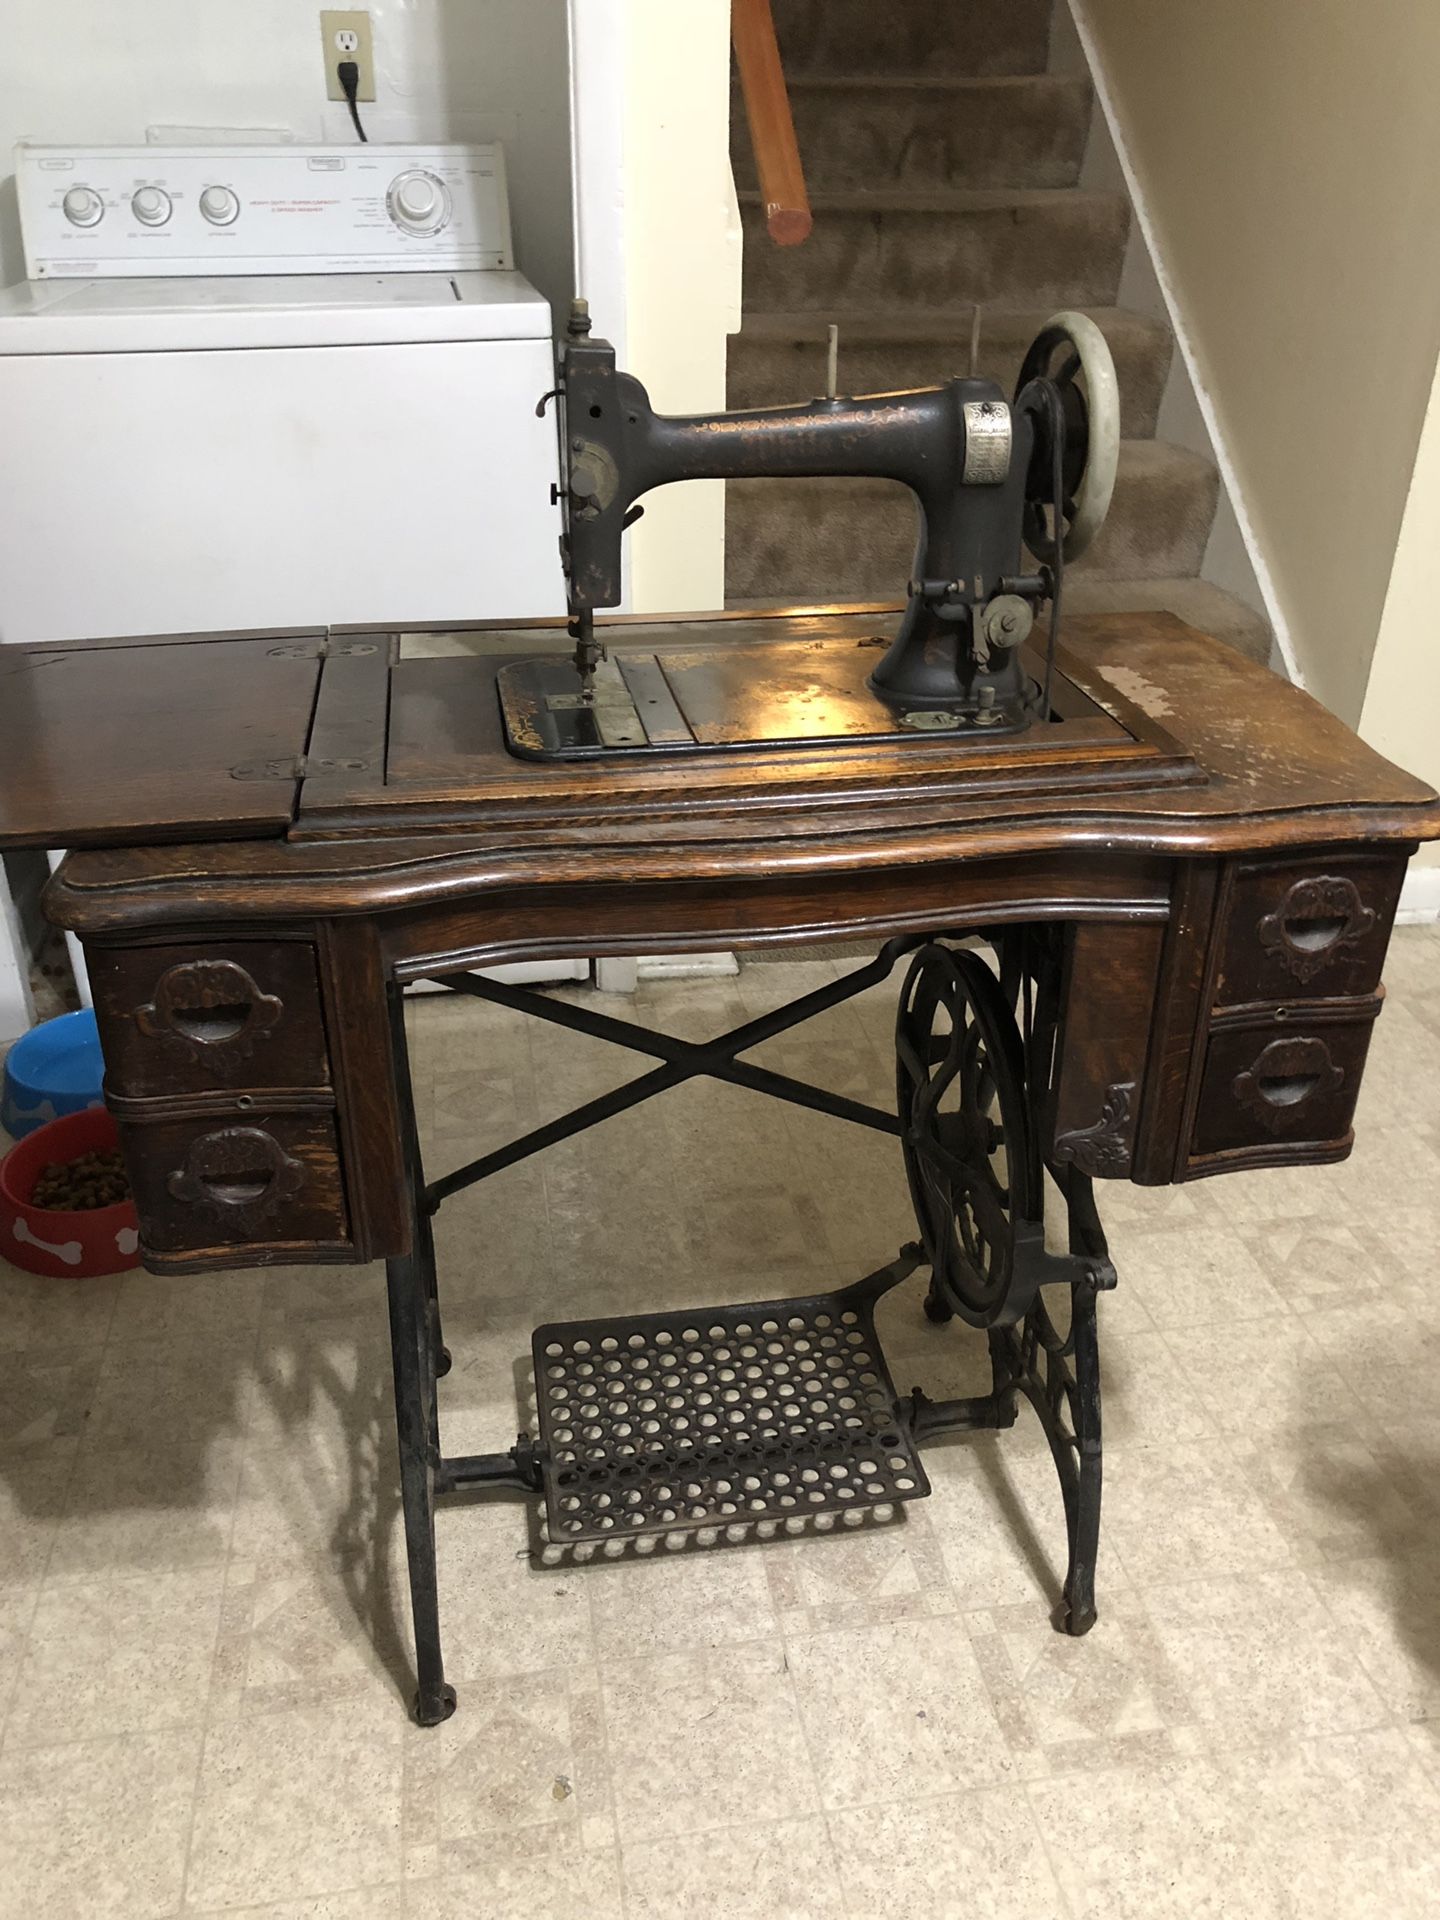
[321,10,375,102]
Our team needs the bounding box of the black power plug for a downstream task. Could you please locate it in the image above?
[338,60,368,143]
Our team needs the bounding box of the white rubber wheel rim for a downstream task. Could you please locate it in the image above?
[1034,310,1120,562]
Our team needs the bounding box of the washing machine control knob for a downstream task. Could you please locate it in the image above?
[131,187,173,227]
[62,187,104,228]
[199,185,240,226]
[386,170,450,235]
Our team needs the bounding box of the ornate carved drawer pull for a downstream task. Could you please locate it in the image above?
[166,1126,304,1232]
[1233,1037,1344,1132]
[135,960,283,1053]
[1258,876,1376,983]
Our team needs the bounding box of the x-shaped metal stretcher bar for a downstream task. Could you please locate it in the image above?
[420,935,932,1216]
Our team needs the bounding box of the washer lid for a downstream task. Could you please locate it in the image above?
[0,269,553,353]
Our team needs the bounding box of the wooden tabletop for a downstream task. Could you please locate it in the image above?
[35,606,1440,932]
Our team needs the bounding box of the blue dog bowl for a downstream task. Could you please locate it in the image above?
[2,1009,106,1139]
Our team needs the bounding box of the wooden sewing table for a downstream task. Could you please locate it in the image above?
[4,604,1436,1725]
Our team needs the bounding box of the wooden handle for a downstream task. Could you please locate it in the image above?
[135,959,283,1052]
[732,0,812,246]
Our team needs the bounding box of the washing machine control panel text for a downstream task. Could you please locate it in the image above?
[17,144,513,278]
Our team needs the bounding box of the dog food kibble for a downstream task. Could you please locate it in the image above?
[29,1149,130,1212]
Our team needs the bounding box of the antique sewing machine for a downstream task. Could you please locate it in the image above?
[2,300,1437,1729]
[500,297,1119,754]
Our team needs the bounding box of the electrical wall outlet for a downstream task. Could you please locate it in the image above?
[321,10,375,102]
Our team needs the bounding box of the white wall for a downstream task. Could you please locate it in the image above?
[1055,22,1275,669]
[0,0,574,312]
[1361,349,1440,902]
[1074,0,1440,728]
[619,0,740,613]
[0,0,735,615]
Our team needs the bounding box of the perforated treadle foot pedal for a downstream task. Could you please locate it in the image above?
[531,1268,930,1545]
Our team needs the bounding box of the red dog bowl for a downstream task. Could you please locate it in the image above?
[0,1106,141,1278]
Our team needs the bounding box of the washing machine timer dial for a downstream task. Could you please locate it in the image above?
[62,187,104,228]
[131,187,173,227]
[386,169,450,236]
[199,185,240,227]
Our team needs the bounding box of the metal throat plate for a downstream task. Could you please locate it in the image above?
[499,641,1035,761]
[533,1277,930,1544]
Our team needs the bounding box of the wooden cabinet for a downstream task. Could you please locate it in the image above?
[1174,848,1400,1179]
[117,1104,350,1262]
[1213,853,1404,1006]
[93,933,356,1271]
[90,938,330,1096]
[1188,997,1380,1166]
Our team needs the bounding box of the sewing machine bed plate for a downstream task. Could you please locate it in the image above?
[499,640,1053,757]
[291,608,1218,838]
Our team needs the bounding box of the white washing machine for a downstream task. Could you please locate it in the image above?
[0,143,563,643]
[0,143,568,1035]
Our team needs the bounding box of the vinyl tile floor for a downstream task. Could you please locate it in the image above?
[1,929,1439,1917]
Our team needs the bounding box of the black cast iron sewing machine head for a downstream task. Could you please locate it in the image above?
[498,298,1119,762]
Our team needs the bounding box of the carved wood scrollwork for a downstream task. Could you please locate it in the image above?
[1232,1037,1344,1133]
[1257,875,1376,984]
[166,1126,304,1234]
[1053,1081,1135,1177]
[135,959,283,1056]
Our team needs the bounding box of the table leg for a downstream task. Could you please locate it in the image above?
[385,985,456,1727]
[386,1238,456,1725]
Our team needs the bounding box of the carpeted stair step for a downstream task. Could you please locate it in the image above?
[1062,575,1273,668]
[772,0,1053,79]
[728,306,1172,439]
[724,440,1219,601]
[734,74,1091,195]
[742,188,1129,313]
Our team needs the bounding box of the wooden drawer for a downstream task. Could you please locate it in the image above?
[1212,855,1403,1006]
[115,1103,350,1261]
[1186,997,1381,1170]
[90,940,330,1097]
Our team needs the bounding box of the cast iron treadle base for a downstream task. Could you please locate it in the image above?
[532,1261,930,1544]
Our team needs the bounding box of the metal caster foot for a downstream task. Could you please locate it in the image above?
[413,1681,457,1726]
[435,1344,452,1378]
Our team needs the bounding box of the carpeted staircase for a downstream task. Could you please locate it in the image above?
[727,0,1272,665]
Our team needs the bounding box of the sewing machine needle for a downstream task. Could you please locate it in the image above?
[826,324,839,400]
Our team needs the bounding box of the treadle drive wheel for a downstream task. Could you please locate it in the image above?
[895,944,1042,1330]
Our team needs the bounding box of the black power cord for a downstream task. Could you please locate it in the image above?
[338,60,368,143]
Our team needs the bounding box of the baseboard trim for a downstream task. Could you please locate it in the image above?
[1398,866,1440,924]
